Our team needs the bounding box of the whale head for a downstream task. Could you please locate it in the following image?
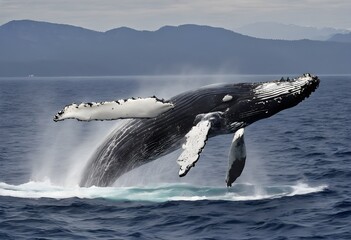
[222,73,320,131]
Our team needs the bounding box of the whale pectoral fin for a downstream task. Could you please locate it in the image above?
[53,97,174,122]
[226,128,246,187]
[177,120,211,177]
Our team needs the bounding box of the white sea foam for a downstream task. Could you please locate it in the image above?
[0,181,327,202]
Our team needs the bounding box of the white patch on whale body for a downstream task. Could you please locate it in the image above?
[222,94,233,102]
[226,128,246,186]
[254,73,313,101]
[228,128,245,169]
[177,120,211,177]
[54,97,174,121]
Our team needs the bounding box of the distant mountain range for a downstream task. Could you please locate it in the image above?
[0,20,350,77]
[236,22,350,41]
[328,32,351,43]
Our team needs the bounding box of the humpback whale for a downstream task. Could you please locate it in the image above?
[54,73,320,187]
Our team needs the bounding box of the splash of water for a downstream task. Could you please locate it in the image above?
[0,180,327,202]
[29,120,120,186]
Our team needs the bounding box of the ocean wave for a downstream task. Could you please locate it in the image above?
[0,181,327,202]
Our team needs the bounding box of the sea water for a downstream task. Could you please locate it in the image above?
[0,75,350,239]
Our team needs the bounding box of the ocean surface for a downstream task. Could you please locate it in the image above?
[0,75,350,239]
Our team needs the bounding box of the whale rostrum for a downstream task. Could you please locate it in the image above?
[54,73,320,187]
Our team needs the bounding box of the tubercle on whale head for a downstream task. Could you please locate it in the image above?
[251,73,320,104]
[223,73,320,130]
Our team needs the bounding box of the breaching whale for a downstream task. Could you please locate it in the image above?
[54,73,320,187]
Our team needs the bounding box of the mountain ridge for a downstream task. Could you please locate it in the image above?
[328,32,351,43]
[236,22,350,40]
[1,20,350,77]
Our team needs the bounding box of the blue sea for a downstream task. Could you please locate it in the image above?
[0,75,350,239]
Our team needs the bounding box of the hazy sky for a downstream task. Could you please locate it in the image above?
[0,0,350,31]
